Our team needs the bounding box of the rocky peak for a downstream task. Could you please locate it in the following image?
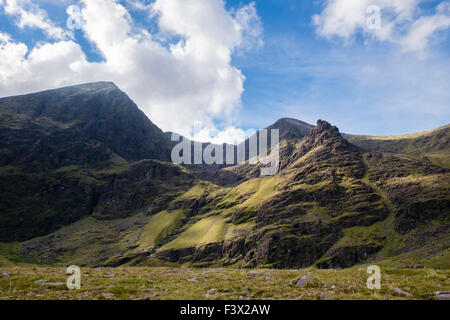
[267,118,314,141]
[299,120,344,150]
[310,120,341,140]
[281,120,355,170]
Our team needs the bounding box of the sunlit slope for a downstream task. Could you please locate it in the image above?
[344,124,450,168]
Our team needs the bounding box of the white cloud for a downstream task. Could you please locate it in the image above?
[192,125,256,145]
[233,1,264,52]
[1,0,71,40]
[401,3,450,53]
[313,0,450,53]
[0,0,264,143]
[123,0,150,11]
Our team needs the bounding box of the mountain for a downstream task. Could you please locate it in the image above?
[164,118,315,186]
[0,82,170,168]
[152,120,449,268]
[343,124,450,169]
[0,82,173,241]
[0,83,448,269]
[266,117,314,141]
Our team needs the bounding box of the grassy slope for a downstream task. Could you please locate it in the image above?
[344,124,450,168]
[159,215,228,250]
[156,175,283,251]
[138,210,187,250]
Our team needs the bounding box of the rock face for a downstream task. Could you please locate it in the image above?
[0,84,448,269]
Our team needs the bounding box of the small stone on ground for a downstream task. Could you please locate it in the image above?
[393,287,413,297]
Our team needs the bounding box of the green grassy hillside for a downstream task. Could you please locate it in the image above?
[344,124,450,168]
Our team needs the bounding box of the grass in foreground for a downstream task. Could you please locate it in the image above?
[0,266,448,300]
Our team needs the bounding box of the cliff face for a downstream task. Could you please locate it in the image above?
[0,84,448,269]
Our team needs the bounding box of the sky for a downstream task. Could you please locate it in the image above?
[0,0,449,143]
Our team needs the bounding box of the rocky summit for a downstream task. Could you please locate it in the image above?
[0,83,448,270]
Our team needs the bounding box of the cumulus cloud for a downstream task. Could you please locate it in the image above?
[233,1,264,53]
[313,0,450,53]
[1,0,71,40]
[192,124,256,145]
[0,0,264,143]
[401,2,450,52]
[123,0,150,11]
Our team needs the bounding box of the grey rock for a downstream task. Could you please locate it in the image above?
[435,292,450,300]
[295,276,316,288]
[207,288,218,295]
[408,265,423,269]
[1,273,9,278]
[45,282,65,287]
[188,277,198,282]
[102,293,115,299]
[393,287,413,297]
[263,273,274,281]
[247,270,264,276]
[34,280,65,287]
[247,270,273,280]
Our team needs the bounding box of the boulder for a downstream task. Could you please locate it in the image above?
[295,276,316,288]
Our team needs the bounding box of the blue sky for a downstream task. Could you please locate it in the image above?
[228,0,450,134]
[0,0,449,141]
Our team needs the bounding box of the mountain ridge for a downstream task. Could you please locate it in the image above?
[0,83,448,269]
